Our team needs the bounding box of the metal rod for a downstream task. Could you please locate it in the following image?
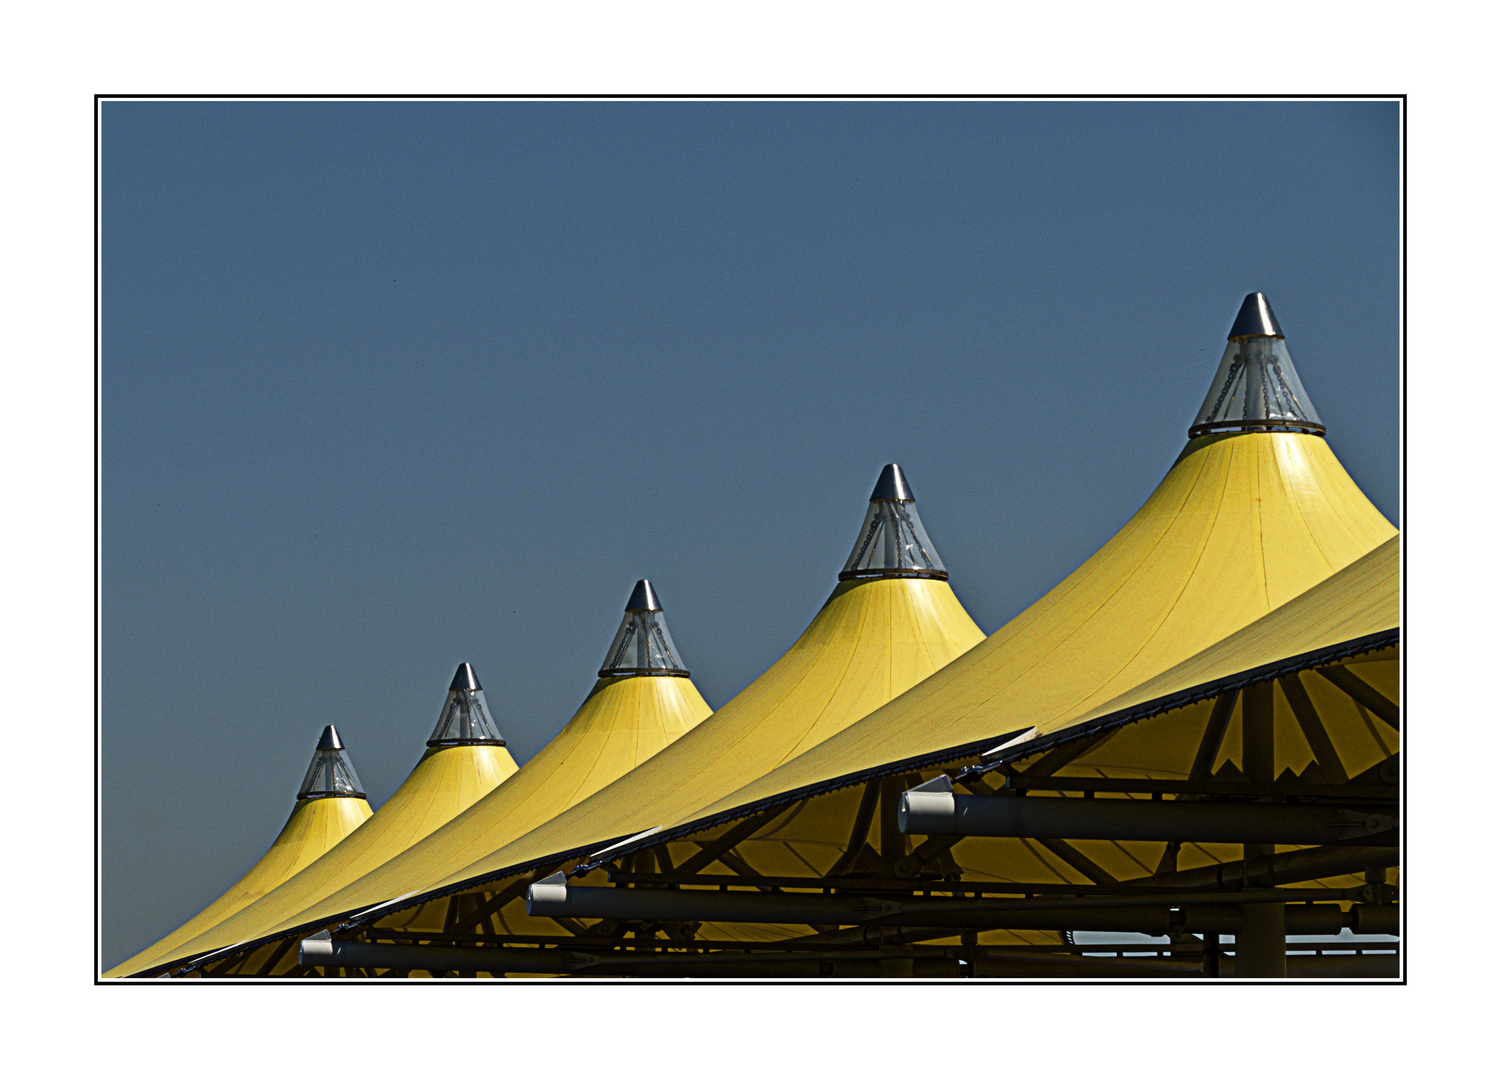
[1314,666,1400,729]
[899,788,1396,845]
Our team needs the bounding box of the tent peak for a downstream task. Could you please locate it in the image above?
[429,664,508,747]
[298,726,366,800]
[448,662,481,692]
[1189,293,1325,439]
[840,464,948,581]
[869,463,914,502]
[625,579,663,613]
[600,580,690,678]
[1227,291,1285,339]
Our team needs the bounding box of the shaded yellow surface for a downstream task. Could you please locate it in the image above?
[135,742,516,972]
[267,673,713,933]
[103,794,371,978]
[418,574,984,890]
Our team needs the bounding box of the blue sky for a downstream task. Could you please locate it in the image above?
[101,99,1399,968]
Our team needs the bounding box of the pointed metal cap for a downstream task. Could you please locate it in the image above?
[316,724,344,751]
[625,579,663,612]
[1227,292,1284,339]
[448,662,481,692]
[870,463,915,502]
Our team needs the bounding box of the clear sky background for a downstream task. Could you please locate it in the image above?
[101,99,1399,969]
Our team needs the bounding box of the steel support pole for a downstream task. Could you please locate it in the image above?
[1238,681,1286,977]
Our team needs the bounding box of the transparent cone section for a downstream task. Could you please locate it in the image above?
[1190,296,1325,438]
[840,468,948,581]
[599,581,690,678]
[428,666,508,747]
[297,728,366,800]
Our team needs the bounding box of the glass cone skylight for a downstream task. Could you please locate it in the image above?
[297,725,367,800]
[839,463,948,581]
[598,579,690,678]
[1189,292,1325,438]
[427,663,508,747]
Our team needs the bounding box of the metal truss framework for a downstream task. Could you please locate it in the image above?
[167,637,1400,980]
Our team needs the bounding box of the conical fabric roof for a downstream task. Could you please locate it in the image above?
[154,465,985,972]
[136,665,518,973]
[395,297,1392,909]
[352,465,985,909]
[104,727,373,978]
[678,297,1392,826]
[708,534,1399,922]
[244,581,714,938]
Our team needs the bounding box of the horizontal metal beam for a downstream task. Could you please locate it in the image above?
[298,933,604,975]
[899,779,1395,845]
[529,875,902,925]
[527,876,1396,937]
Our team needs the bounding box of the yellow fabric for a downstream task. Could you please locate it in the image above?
[1071,533,1398,737]
[262,673,713,935]
[103,794,371,977]
[422,431,1390,894]
[632,533,1400,949]
[414,574,984,892]
[681,431,1395,825]
[138,742,516,972]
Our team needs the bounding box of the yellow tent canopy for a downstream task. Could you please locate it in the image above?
[157,580,715,969]
[121,664,518,976]
[254,525,1399,978]
[162,463,986,974]
[488,533,1398,977]
[163,294,1399,978]
[104,725,373,978]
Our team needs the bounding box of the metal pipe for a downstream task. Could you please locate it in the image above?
[529,875,1392,937]
[899,782,1395,845]
[528,874,903,924]
[298,934,602,974]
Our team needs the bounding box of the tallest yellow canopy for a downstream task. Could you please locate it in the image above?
[418,293,1395,890]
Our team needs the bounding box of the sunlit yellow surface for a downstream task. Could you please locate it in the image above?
[688,432,1396,821]
[424,432,1391,895]
[103,794,371,978]
[264,672,713,934]
[396,573,983,894]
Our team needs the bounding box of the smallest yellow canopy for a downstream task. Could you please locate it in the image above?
[105,728,374,978]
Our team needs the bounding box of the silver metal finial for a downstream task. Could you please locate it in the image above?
[1227,292,1285,339]
[316,725,344,751]
[449,663,481,692]
[869,463,914,502]
[625,579,663,612]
